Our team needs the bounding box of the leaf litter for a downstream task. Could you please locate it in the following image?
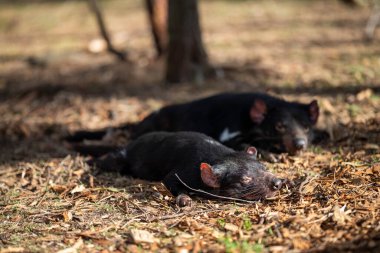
[0,0,380,252]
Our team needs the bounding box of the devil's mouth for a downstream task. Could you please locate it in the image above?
[285,143,306,155]
[287,149,301,156]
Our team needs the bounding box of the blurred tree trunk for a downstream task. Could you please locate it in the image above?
[166,0,208,84]
[146,0,168,58]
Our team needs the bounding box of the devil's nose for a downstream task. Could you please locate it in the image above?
[272,178,283,190]
[294,138,306,150]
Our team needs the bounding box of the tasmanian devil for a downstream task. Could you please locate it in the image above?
[79,132,287,207]
[67,92,327,155]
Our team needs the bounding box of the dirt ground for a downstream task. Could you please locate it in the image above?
[0,0,379,252]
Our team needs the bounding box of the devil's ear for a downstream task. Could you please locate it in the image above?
[200,163,220,188]
[250,99,267,124]
[308,100,319,125]
[246,146,258,158]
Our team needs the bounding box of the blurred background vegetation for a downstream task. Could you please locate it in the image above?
[1,0,379,87]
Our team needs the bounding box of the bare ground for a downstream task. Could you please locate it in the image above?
[0,0,379,252]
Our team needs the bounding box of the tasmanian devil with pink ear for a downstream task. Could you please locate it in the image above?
[225,96,328,156]
[67,92,329,156]
[80,132,289,207]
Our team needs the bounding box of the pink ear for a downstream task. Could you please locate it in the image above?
[200,163,220,188]
[246,146,257,157]
[309,100,319,125]
[250,99,267,124]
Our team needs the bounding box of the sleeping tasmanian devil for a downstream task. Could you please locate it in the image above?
[67,92,328,156]
[79,132,289,207]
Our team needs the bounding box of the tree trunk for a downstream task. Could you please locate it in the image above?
[166,0,208,84]
[146,0,168,58]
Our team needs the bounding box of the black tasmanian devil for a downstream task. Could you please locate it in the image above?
[79,132,289,207]
[67,92,327,155]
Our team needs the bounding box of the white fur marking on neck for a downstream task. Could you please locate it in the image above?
[119,149,127,158]
[219,128,240,142]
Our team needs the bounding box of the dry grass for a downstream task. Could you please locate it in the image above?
[0,0,379,252]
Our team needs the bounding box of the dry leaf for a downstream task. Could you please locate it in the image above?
[0,247,25,253]
[269,246,289,253]
[292,237,311,250]
[62,210,73,222]
[356,89,373,101]
[51,185,68,193]
[364,143,379,150]
[332,205,351,225]
[130,229,157,244]
[309,224,323,238]
[176,248,189,253]
[372,164,380,175]
[321,99,336,114]
[224,223,239,233]
[0,177,17,187]
[57,238,83,253]
[93,239,114,247]
[78,231,99,239]
[1,5,380,252]
[87,194,98,201]
[70,185,85,194]
[126,245,141,253]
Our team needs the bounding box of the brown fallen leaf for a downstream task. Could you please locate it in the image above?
[224,223,239,233]
[364,143,379,150]
[62,210,73,222]
[126,245,141,253]
[70,185,86,194]
[0,177,17,187]
[269,246,289,253]
[332,205,351,225]
[321,99,336,114]
[0,247,25,253]
[292,237,311,250]
[56,238,83,253]
[77,231,100,240]
[130,229,157,244]
[93,239,114,247]
[372,164,380,175]
[86,194,98,201]
[356,89,373,101]
[51,185,68,193]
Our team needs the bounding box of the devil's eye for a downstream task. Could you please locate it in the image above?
[300,122,310,132]
[275,122,286,133]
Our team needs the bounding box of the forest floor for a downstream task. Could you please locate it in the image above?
[0,0,379,252]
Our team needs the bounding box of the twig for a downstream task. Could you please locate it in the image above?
[87,0,127,61]
[35,190,48,207]
[175,174,257,204]
[298,174,318,195]
[121,214,145,228]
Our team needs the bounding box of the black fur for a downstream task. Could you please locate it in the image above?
[66,92,328,154]
[130,93,323,154]
[87,132,284,201]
